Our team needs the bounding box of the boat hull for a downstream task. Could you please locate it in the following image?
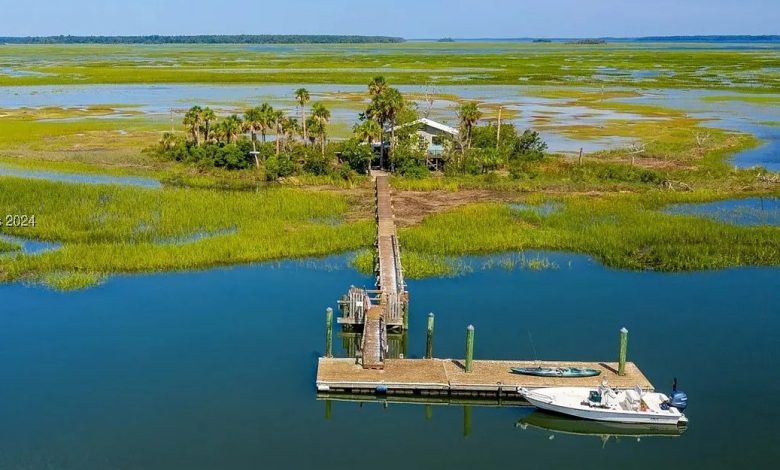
[521,387,687,425]
[511,367,601,378]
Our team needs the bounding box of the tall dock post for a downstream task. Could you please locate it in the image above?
[425,313,435,359]
[465,325,475,373]
[325,307,333,358]
[618,327,628,376]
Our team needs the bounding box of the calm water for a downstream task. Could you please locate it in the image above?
[0,164,161,188]
[665,198,780,226]
[0,233,61,254]
[1,252,778,469]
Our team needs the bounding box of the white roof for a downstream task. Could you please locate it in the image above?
[393,118,459,135]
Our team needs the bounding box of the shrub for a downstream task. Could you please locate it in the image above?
[338,139,374,174]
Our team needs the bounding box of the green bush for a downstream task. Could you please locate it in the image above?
[338,139,373,174]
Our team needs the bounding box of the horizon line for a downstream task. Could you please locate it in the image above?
[2,34,779,40]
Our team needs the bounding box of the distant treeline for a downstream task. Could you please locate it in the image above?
[634,35,780,43]
[0,35,406,45]
[566,39,607,45]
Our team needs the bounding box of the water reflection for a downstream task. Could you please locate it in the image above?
[516,410,686,446]
[339,330,408,358]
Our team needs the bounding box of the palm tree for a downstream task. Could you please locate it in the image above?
[311,102,331,157]
[159,131,178,150]
[294,88,310,143]
[458,102,482,149]
[353,120,382,145]
[257,103,275,143]
[380,88,404,156]
[183,106,203,146]
[281,117,299,152]
[368,76,388,99]
[243,106,262,154]
[201,107,216,143]
[273,109,285,156]
[220,115,242,144]
[365,77,401,169]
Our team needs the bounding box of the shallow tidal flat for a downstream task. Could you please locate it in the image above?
[0,41,779,289]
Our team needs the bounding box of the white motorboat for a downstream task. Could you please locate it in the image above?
[519,383,688,425]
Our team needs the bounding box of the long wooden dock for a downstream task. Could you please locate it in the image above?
[320,175,654,399]
[316,358,653,398]
[336,174,408,369]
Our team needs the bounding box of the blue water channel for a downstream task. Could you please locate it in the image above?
[0,252,778,469]
[0,164,161,188]
[665,197,780,226]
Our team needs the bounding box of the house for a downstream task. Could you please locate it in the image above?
[391,118,459,169]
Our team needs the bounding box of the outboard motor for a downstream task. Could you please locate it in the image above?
[668,377,688,411]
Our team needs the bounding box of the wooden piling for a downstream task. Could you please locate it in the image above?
[463,405,472,438]
[465,325,475,373]
[425,313,435,359]
[618,327,628,376]
[325,307,333,358]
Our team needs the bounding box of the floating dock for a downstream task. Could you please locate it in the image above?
[317,358,653,398]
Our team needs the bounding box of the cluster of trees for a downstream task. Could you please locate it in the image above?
[149,89,341,176]
[150,77,548,180]
[349,77,548,176]
[447,101,548,175]
[0,35,405,44]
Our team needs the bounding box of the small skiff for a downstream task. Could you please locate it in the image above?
[519,384,688,425]
[511,366,601,378]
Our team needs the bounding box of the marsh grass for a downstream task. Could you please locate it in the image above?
[0,108,165,169]
[480,253,559,271]
[400,192,780,272]
[0,176,374,287]
[2,43,778,91]
[0,238,19,253]
[39,271,106,291]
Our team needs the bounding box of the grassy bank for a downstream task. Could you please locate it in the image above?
[0,238,19,253]
[399,191,780,276]
[0,176,373,288]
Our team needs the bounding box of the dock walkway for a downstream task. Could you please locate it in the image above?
[338,174,407,370]
[317,358,653,397]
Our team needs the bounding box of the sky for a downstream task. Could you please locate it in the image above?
[0,0,778,38]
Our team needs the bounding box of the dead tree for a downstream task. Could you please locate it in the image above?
[627,142,647,166]
[694,131,711,148]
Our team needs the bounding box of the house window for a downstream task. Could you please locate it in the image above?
[432,135,444,145]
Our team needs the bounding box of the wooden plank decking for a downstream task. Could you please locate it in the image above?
[353,174,407,369]
[360,307,385,369]
[317,358,653,397]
